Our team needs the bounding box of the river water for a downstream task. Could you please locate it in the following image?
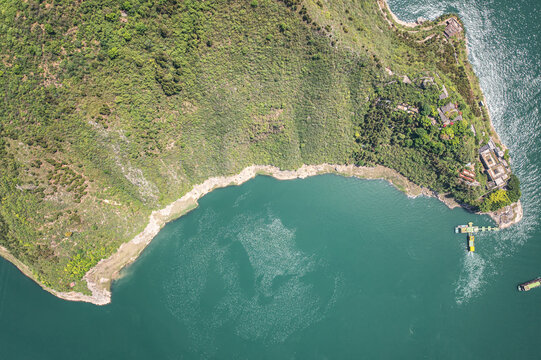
[0,0,539,358]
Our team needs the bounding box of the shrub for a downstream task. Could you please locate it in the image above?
[99,104,111,116]
[107,47,119,59]
[44,23,55,35]
[507,174,521,202]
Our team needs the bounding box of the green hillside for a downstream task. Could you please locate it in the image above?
[0,0,519,292]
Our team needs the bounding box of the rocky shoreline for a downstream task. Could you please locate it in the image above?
[56,163,426,305]
[377,1,523,227]
[25,162,519,306]
[0,1,523,306]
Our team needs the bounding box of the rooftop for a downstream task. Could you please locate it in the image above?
[479,139,511,189]
[443,18,462,38]
[441,102,456,113]
[439,84,449,100]
[437,102,459,124]
[479,144,490,154]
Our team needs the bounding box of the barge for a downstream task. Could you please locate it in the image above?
[518,277,541,292]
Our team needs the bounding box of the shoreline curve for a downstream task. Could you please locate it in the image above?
[2,163,521,306]
[0,1,523,306]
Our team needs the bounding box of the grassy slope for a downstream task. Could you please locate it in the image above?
[0,0,517,292]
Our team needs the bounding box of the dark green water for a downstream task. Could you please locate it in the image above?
[1,1,540,358]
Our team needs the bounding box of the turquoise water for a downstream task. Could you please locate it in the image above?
[1,176,540,359]
[1,0,540,358]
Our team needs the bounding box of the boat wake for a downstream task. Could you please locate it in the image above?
[454,252,487,305]
[388,0,541,304]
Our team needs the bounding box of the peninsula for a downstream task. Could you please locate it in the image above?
[0,0,521,304]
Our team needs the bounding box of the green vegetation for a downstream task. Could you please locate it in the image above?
[0,0,519,292]
[480,174,521,212]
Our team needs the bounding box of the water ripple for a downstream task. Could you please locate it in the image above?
[389,0,541,303]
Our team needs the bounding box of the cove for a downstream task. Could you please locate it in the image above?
[1,175,540,359]
[1,0,541,356]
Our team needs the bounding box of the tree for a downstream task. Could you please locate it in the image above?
[507,174,521,202]
[430,141,445,155]
[419,101,431,116]
[480,189,511,212]
[420,115,431,128]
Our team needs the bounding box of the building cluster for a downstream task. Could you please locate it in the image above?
[459,167,480,186]
[437,102,462,126]
[396,103,418,114]
[443,18,462,38]
[479,139,510,189]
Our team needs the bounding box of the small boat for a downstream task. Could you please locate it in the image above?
[518,277,541,292]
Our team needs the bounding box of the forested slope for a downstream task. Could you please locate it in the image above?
[0,0,518,292]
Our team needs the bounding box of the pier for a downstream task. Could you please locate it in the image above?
[454,222,499,252]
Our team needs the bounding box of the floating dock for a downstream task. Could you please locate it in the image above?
[455,222,500,234]
[454,222,499,252]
